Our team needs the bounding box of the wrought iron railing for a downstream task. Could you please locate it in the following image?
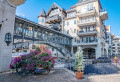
[79,29,97,33]
[46,15,61,22]
[77,39,98,44]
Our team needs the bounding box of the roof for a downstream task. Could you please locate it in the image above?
[66,9,76,13]
[70,5,76,9]
[15,15,73,39]
[38,9,46,17]
[46,3,65,16]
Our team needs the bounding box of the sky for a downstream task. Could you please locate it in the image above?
[16,0,120,37]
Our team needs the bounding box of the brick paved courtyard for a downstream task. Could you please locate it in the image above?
[0,69,120,82]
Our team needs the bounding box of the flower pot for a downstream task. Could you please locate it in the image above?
[75,72,83,79]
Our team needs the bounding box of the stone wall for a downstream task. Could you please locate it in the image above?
[0,0,24,72]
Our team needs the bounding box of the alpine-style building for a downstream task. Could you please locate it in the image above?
[38,0,110,59]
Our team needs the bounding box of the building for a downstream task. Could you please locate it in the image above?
[38,0,109,59]
[111,35,120,56]
[0,0,25,72]
[106,26,111,47]
[105,26,112,56]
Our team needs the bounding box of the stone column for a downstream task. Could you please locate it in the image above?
[0,0,25,72]
[96,37,102,59]
[71,46,73,54]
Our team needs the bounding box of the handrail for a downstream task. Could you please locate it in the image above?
[99,9,106,13]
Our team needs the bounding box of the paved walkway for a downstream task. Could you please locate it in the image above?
[0,69,120,82]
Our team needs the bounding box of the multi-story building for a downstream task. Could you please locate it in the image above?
[38,0,109,59]
[111,35,120,56]
[106,26,111,47]
[105,26,112,56]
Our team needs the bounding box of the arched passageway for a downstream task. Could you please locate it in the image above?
[83,48,96,59]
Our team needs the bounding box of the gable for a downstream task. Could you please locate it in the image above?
[47,3,63,16]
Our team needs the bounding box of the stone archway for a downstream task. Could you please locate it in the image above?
[83,48,96,59]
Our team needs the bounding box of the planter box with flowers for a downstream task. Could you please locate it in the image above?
[9,45,57,76]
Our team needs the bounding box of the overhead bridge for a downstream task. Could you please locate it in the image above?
[13,16,73,58]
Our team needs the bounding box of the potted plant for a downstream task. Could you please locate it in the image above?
[75,47,84,79]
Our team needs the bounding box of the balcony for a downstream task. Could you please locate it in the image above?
[77,39,98,46]
[100,9,108,21]
[78,19,96,27]
[46,15,61,24]
[78,30,97,36]
[76,8,96,17]
[51,24,61,31]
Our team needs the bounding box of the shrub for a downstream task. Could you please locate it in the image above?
[9,45,55,70]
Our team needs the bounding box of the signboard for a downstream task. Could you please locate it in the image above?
[113,56,119,63]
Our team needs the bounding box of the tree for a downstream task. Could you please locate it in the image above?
[75,47,84,72]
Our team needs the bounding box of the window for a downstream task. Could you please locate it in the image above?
[118,44,120,46]
[81,37,84,42]
[86,37,89,43]
[52,48,54,51]
[51,8,59,13]
[39,18,44,23]
[85,27,87,32]
[88,26,90,32]
[112,44,115,46]
[87,4,94,11]
[38,19,41,23]
[79,0,83,2]
[85,17,89,22]
[74,20,77,24]
[92,16,95,21]
[112,47,115,49]
[118,47,120,49]
[93,36,96,40]
[88,17,90,21]
[68,13,75,18]
[74,38,77,42]
[81,18,83,23]
[68,14,71,18]
[93,26,95,31]
[67,21,69,26]
[42,18,44,22]
[67,30,69,34]
[113,50,115,52]
[81,28,83,31]
[90,4,94,10]
[85,18,87,22]
[74,29,77,33]
[87,5,90,11]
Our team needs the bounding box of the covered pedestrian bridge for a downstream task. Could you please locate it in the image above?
[13,16,74,58]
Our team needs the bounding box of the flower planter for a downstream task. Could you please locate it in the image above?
[75,72,83,79]
[9,45,57,76]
